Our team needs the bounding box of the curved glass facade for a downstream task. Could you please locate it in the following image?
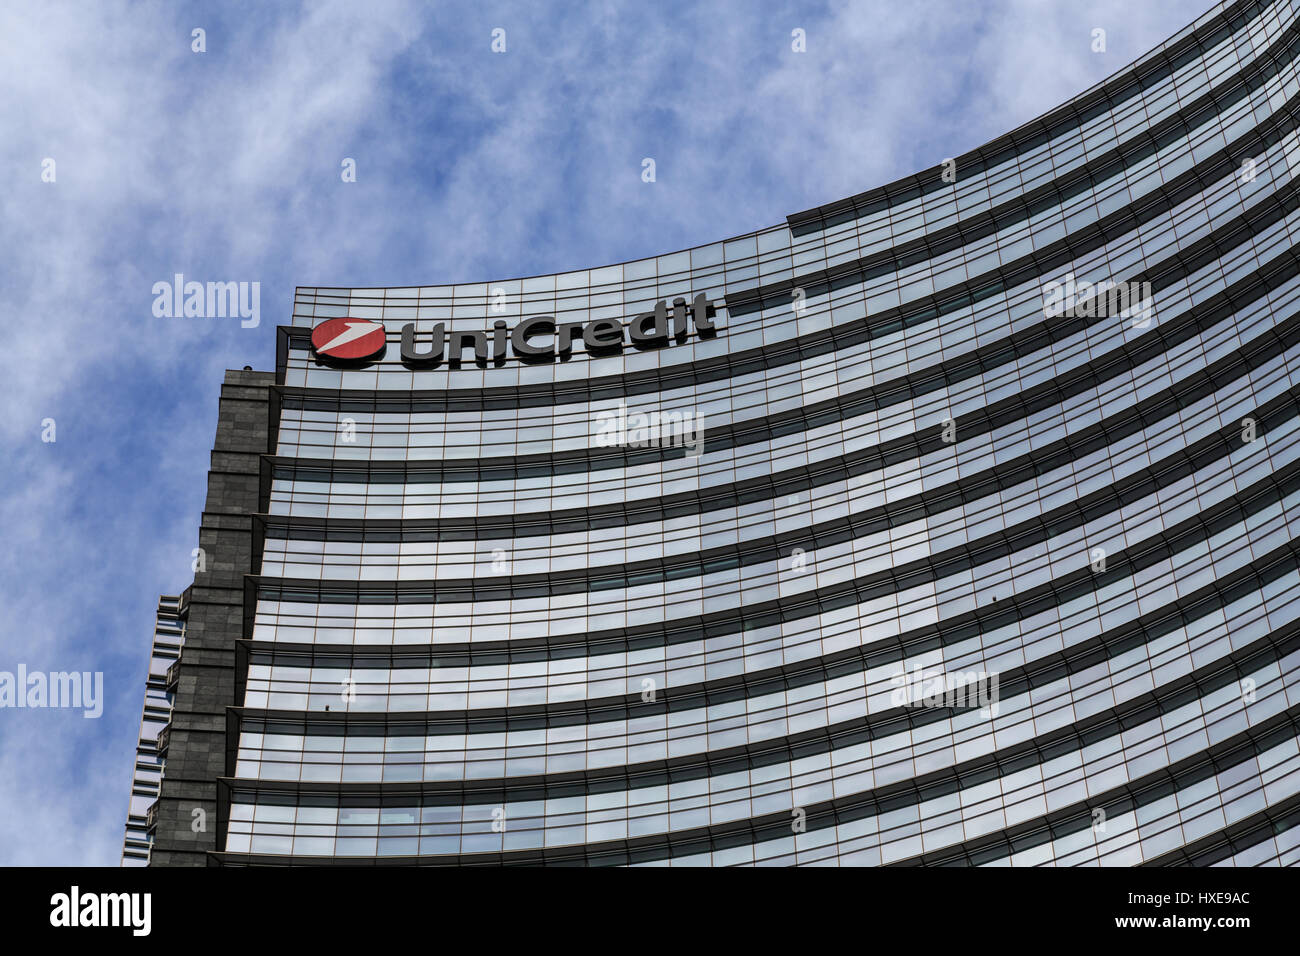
[211,0,1300,865]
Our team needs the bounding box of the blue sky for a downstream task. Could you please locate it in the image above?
[0,0,1209,865]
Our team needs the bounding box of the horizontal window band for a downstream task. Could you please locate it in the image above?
[237,569,1293,743]
[223,631,1298,812]
[1139,789,1300,866]
[250,442,1300,666]
[256,379,1300,614]
[783,0,1264,236]
[237,547,1300,747]
[212,683,1300,867]
[221,694,1299,872]
[235,558,1300,742]
[255,363,1300,606]
[269,183,1300,500]
[276,62,1300,415]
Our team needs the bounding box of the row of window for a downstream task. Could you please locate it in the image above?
[220,711,1300,863]
[260,364,1300,582]
[252,437,1300,650]
[232,630,1299,786]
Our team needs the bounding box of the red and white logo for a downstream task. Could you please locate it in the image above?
[311,318,387,361]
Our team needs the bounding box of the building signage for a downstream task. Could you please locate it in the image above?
[309,294,717,368]
[310,318,388,362]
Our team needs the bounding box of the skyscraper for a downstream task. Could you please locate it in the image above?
[129,0,1300,865]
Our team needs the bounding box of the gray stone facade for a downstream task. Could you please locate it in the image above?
[148,369,272,866]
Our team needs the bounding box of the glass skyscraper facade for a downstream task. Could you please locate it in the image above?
[134,0,1300,865]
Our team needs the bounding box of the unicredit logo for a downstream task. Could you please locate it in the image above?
[308,294,718,369]
[310,318,387,362]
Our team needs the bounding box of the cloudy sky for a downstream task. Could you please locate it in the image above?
[0,0,1212,865]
